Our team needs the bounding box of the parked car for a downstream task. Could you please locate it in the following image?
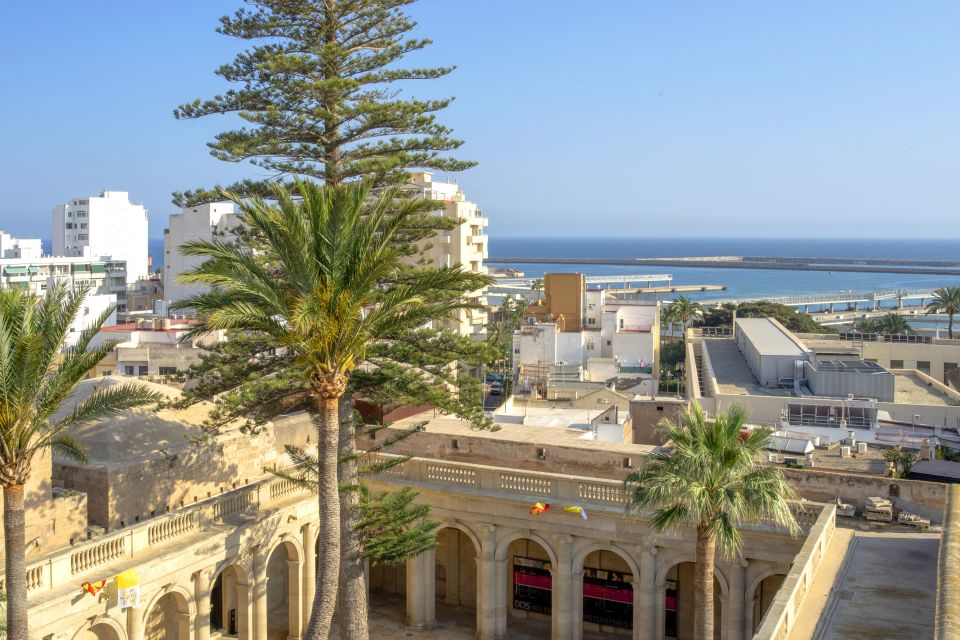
[489,381,503,395]
[485,373,504,383]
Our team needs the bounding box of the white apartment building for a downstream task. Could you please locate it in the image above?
[0,232,42,259]
[162,202,241,304]
[51,190,149,284]
[0,255,127,308]
[408,172,489,337]
[513,274,660,394]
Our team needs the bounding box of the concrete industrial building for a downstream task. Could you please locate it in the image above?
[687,318,960,445]
[52,191,149,284]
[408,172,489,338]
[514,274,660,395]
[162,202,242,305]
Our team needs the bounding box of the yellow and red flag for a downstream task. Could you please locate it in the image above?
[81,579,107,596]
[529,502,550,515]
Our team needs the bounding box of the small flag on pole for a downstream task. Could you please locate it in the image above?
[81,579,107,596]
[563,505,588,520]
[529,502,550,515]
[116,569,141,610]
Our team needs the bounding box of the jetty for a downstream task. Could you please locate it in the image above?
[487,255,960,276]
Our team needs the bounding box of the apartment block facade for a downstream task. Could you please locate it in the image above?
[408,172,489,338]
[52,190,149,284]
[163,202,241,304]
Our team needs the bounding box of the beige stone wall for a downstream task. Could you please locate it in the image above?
[781,467,947,523]
[54,428,281,530]
[629,398,687,445]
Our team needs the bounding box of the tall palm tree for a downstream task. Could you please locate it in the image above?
[926,287,960,339]
[625,403,799,640]
[175,180,488,640]
[875,312,914,335]
[0,284,160,637]
[665,296,704,332]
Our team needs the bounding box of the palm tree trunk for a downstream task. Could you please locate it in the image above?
[337,416,369,640]
[694,524,717,640]
[4,483,29,639]
[303,394,342,640]
[949,313,954,340]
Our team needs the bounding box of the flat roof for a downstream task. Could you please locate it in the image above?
[736,318,806,356]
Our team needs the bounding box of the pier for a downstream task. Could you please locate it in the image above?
[487,255,960,276]
[702,288,936,312]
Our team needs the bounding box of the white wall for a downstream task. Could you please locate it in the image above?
[65,293,117,347]
[163,203,240,305]
[52,191,148,284]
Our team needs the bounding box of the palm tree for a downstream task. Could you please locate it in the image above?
[175,180,488,640]
[625,403,799,640]
[875,312,913,335]
[926,287,960,339]
[530,278,545,301]
[664,296,704,332]
[0,284,160,637]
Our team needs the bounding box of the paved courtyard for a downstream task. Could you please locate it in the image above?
[811,531,939,640]
[366,592,615,639]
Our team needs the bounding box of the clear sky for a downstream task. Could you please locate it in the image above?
[1,1,958,239]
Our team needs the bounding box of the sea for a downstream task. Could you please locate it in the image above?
[489,237,960,300]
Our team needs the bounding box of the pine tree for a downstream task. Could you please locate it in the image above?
[173,0,474,207]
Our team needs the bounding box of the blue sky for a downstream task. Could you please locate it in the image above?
[1,1,957,239]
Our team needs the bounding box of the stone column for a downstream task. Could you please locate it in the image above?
[302,522,316,630]
[476,524,498,640]
[194,567,213,640]
[637,545,658,640]
[126,605,144,640]
[253,546,269,640]
[726,560,747,640]
[405,547,437,629]
[551,535,574,640]
[445,530,461,606]
[236,579,253,639]
[287,558,303,639]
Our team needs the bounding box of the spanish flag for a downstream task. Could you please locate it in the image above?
[563,505,588,520]
[81,579,107,596]
[529,502,550,515]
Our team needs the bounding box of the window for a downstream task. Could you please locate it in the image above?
[124,366,135,376]
[917,361,931,375]
[158,366,177,375]
[656,405,664,412]
[78,234,88,240]
[587,318,596,325]
[946,363,958,384]
[80,223,87,229]
[890,360,904,369]
[65,223,74,229]
[622,457,632,469]
[138,365,148,376]
[514,348,520,355]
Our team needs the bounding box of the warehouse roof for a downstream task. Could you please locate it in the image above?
[736,318,806,357]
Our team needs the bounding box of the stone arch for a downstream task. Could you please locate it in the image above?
[748,569,788,635]
[655,552,728,640]
[265,537,303,639]
[210,560,251,636]
[494,529,559,566]
[495,530,559,638]
[441,519,485,558]
[654,551,729,595]
[573,542,641,636]
[71,617,127,640]
[142,585,194,640]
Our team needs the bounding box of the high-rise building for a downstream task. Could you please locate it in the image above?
[162,202,241,304]
[408,172,489,338]
[51,190,149,284]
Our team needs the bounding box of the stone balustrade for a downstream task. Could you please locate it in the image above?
[19,473,310,598]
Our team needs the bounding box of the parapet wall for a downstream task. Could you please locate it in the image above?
[936,484,960,639]
[782,467,947,523]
